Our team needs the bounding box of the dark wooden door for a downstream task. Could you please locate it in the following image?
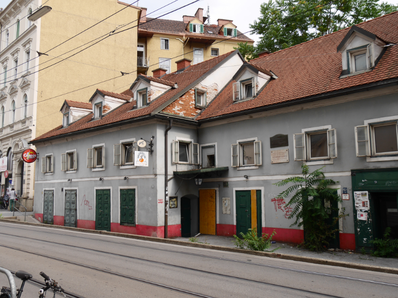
[181,197,191,237]
[43,190,54,224]
[120,189,135,225]
[236,191,251,236]
[64,190,77,227]
[96,189,111,231]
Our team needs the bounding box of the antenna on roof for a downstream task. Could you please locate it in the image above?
[206,6,210,24]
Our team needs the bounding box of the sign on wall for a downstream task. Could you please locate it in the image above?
[0,157,7,172]
[22,149,37,163]
[135,151,148,167]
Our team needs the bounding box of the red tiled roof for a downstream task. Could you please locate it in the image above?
[97,89,131,101]
[139,74,176,88]
[64,100,92,110]
[197,11,398,120]
[139,18,252,42]
[32,51,238,142]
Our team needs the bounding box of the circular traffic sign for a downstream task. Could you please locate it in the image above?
[4,170,8,178]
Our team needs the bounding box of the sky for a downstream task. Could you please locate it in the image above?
[0,0,397,44]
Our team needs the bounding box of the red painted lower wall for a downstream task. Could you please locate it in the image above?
[53,216,64,226]
[35,213,43,223]
[217,224,236,236]
[263,227,304,244]
[77,220,95,230]
[339,233,356,250]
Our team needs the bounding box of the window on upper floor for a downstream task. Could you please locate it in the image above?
[14,59,18,80]
[6,30,9,47]
[347,46,370,73]
[233,77,257,101]
[16,20,20,38]
[231,139,262,168]
[223,27,237,37]
[3,65,7,87]
[190,23,204,33]
[355,119,398,159]
[1,106,4,127]
[172,140,199,165]
[114,139,136,167]
[294,126,337,163]
[87,145,105,170]
[25,50,30,73]
[41,154,54,174]
[211,48,219,57]
[94,102,102,119]
[159,58,171,74]
[23,94,28,118]
[63,112,69,127]
[61,150,77,172]
[28,8,32,27]
[11,100,15,123]
[201,144,216,168]
[195,88,207,108]
[136,88,148,108]
[160,38,169,50]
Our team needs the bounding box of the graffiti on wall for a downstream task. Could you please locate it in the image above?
[271,197,293,219]
[81,195,93,210]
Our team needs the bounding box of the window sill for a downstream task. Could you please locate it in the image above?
[366,155,398,162]
[44,172,54,176]
[92,167,105,172]
[304,159,334,166]
[237,166,259,171]
[340,69,371,78]
[66,170,77,174]
[120,165,136,169]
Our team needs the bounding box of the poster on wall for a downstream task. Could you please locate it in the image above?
[0,157,7,172]
[357,211,368,221]
[222,197,231,214]
[135,151,148,167]
[354,191,370,210]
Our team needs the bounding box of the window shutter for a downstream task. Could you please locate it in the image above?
[50,155,54,172]
[61,153,66,172]
[231,143,239,167]
[223,27,227,36]
[189,23,193,32]
[41,157,45,173]
[367,44,373,67]
[102,146,105,167]
[114,143,121,166]
[251,77,257,97]
[293,133,306,161]
[200,24,204,33]
[87,148,93,168]
[233,28,237,37]
[327,129,338,159]
[254,141,262,165]
[73,152,77,170]
[192,143,199,165]
[232,82,239,101]
[143,88,148,105]
[355,125,370,157]
[172,140,178,164]
[194,88,199,106]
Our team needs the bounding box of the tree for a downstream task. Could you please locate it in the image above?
[247,0,398,53]
[275,165,345,251]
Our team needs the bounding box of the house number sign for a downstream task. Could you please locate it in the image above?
[137,140,147,148]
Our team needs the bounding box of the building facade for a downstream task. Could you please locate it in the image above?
[32,12,398,251]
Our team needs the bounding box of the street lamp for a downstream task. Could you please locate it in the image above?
[28,6,52,22]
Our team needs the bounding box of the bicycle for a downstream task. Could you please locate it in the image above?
[0,267,66,298]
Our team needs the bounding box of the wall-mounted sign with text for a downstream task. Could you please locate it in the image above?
[22,149,37,163]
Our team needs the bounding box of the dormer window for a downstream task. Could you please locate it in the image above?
[233,77,256,101]
[94,102,102,119]
[137,88,148,108]
[348,46,369,73]
[195,88,206,108]
[189,23,203,33]
[63,112,69,127]
[224,28,237,37]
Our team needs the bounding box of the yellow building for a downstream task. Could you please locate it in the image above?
[137,8,253,75]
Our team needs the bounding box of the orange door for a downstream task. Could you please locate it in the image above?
[199,189,216,235]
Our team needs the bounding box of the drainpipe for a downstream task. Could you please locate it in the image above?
[164,119,173,238]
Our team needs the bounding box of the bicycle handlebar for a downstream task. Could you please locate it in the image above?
[39,272,50,281]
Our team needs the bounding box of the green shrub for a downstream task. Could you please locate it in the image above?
[234,228,278,252]
[371,228,398,258]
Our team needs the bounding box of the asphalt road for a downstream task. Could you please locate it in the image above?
[0,222,397,298]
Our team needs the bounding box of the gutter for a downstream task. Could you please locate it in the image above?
[164,119,172,239]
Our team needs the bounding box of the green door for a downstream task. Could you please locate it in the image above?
[96,189,111,231]
[181,197,191,237]
[43,190,54,224]
[236,191,251,236]
[64,190,77,227]
[120,189,135,225]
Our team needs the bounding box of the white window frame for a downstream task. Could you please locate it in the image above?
[193,48,204,65]
[347,45,371,74]
[114,138,136,169]
[194,88,207,108]
[136,88,148,108]
[160,38,169,50]
[172,138,199,165]
[200,143,217,168]
[293,125,337,165]
[191,23,203,33]
[61,150,77,172]
[63,112,69,127]
[94,102,102,119]
[159,57,171,74]
[231,137,262,169]
[224,27,237,37]
[355,115,398,162]
[233,77,257,102]
[41,154,54,174]
[211,48,219,57]
[88,144,105,171]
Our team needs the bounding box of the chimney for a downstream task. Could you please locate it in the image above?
[183,15,195,23]
[258,50,270,58]
[140,8,147,23]
[175,58,191,71]
[195,8,203,22]
[217,19,233,26]
[152,68,167,78]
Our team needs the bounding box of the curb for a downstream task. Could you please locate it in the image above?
[1,218,398,275]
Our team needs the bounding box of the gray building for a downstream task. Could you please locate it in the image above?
[32,12,398,251]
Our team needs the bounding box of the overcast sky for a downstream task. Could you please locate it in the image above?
[0,0,397,44]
